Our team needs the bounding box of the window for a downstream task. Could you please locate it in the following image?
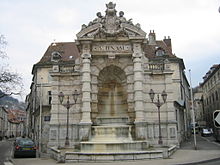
[212,93,215,102]
[51,51,61,62]
[48,91,52,105]
[155,47,165,56]
[44,116,51,121]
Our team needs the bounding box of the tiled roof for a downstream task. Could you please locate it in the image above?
[7,109,26,123]
[201,64,220,85]
[143,41,175,58]
[37,42,80,64]
[36,40,177,65]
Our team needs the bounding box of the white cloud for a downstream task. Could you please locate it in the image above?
[55,8,79,25]
[1,0,220,101]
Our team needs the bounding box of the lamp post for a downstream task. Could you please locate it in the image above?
[58,90,79,147]
[149,89,167,145]
[189,69,197,150]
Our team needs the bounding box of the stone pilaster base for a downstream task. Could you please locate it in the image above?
[79,122,92,141]
[134,121,148,140]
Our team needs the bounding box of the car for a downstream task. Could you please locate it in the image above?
[14,138,37,158]
[201,128,213,137]
[14,137,22,145]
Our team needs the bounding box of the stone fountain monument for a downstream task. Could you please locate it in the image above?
[76,1,148,152]
[49,2,178,162]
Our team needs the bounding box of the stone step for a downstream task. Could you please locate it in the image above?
[94,117,129,125]
[80,141,148,152]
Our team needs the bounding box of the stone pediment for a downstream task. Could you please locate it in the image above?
[76,2,146,39]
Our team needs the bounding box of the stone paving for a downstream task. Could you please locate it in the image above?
[12,135,220,165]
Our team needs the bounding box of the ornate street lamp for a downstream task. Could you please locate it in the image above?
[149,89,167,145]
[58,90,79,147]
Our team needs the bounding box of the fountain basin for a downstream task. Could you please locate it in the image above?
[95,117,129,125]
[81,141,148,152]
[91,124,133,141]
[49,145,177,162]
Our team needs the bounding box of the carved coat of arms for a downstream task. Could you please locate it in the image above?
[76,2,146,39]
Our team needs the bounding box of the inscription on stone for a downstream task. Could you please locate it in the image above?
[92,44,131,53]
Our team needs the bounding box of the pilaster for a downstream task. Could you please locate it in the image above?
[79,44,92,141]
[132,43,145,122]
[80,44,92,124]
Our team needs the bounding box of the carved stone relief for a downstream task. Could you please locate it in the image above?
[76,2,146,39]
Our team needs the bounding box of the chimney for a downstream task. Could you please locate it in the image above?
[163,36,172,53]
[148,30,156,45]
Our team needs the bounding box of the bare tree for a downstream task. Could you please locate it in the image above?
[0,34,23,98]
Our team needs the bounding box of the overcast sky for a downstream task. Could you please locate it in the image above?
[1,0,220,101]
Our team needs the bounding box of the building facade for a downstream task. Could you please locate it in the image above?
[0,107,26,139]
[26,2,190,153]
[193,86,205,126]
[0,106,8,139]
[7,109,26,137]
[200,64,220,127]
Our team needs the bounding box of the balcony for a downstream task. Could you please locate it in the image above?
[148,63,164,70]
[59,66,75,73]
[144,62,172,75]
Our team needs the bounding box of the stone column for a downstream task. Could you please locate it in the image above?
[132,43,146,140]
[80,53,92,123]
[79,44,92,141]
[133,43,145,122]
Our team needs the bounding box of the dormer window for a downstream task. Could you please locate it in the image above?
[155,47,165,56]
[51,51,61,62]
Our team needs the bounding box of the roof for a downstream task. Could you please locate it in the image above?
[37,42,80,64]
[0,106,8,113]
[35,40,177,65]
[32,31,186,77]
[32,42,80,74]
[7,109,26,124]
[144,40,175,58]
[201,64,220,86]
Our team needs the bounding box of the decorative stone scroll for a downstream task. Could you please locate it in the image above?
[76,2,146,39]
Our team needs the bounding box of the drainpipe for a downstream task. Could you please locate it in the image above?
[39,77,43,156]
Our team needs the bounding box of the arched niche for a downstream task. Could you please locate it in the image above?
[94,65,129,124]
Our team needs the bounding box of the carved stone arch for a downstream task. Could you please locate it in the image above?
[91,65,130,124]
[95,62,124,76]
[124,65,134,76]
[98,65,127,85]
[91,65,100,77]
[93,63,131,85]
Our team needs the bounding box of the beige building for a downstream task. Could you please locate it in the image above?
[0,107,26,139]
[200,64,220,127]
[193,86,205,126]
[0,106,8,139]
[7,109,26,137]
[26,2,190,153]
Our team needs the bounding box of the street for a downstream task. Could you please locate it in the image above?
[181,134,220,150]
[197,159,220,165]
[0,140,13,165]
[0,135,219,165]
[179,135,220,165]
